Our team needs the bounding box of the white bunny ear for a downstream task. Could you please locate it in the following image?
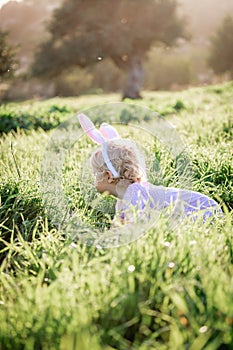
[100,122,119,140]
[78,113,106,144]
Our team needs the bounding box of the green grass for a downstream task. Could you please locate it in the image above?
[0,81,233,350]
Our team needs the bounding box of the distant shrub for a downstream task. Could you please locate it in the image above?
[158,99,186,116]
[53,67,94,96]
[3,77,55,101]
[0,104,71,134]
[54,59,124,96]
[91,58,124,92]
[120,109,140,124]
[173,99,186,111]
[208,16,233,78]
[145,47,194,90]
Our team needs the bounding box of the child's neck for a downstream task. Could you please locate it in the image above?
[116,180,141,199]
[115,182,129,199]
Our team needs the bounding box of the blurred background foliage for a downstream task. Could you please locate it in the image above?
[0,0,233,100]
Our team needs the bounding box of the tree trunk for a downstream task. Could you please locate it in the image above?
[122,54,144,100]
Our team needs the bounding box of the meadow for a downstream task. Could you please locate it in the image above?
[0,82,233,350]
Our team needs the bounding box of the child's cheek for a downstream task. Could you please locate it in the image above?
[96,181,105,193]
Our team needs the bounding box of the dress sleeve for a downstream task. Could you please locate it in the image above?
[167,188,223,221]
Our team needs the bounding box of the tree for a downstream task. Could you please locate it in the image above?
[31,0,186,99]
[208,16,233,78]
[0,0,59,70]
[0,30,17,80]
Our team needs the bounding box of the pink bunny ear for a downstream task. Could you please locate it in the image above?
[100,122,119,140]
[78,113,106,144]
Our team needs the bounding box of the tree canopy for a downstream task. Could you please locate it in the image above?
[0,0,58,69]
[0,30,17,80]
[208,16,233,78]
[31,0,186,98]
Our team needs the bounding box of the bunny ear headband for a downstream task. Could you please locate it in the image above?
[78,113,120,178]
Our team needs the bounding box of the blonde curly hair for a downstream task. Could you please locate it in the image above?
[90,139,147,184]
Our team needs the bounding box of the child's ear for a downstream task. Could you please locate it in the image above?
[106,171,115,183]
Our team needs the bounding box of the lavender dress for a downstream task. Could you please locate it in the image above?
[115,182,223,224]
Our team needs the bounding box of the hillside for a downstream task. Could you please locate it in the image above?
[0,82,232,349]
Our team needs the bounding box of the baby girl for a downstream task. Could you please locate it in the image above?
[78,114,223,226]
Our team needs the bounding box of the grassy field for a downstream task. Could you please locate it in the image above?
[0,82,233,350]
